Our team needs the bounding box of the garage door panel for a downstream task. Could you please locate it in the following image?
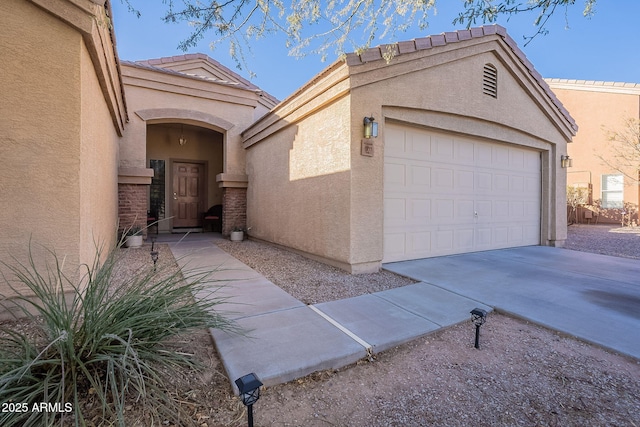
[456,170,474,189]
[409,165,431,187]
[455,140,475,165]
[384,124,541,263]
[410,232,431,254]
[409,131,431,158]
[433,168,454,189]
[434,199,454,218]
[384,162,406,188]
[432,135,454,161]
[384,198,406,225]
[411,199,431,221]
[435,230,454,251]
[384,233,406,258]
[455,228,474,250]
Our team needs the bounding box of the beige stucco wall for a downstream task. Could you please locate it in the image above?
[0,0,83,298]
[246,94,353,268]
[548,81,640,222]
[80,43,120,261]
[0,0,124,315]
[244,33,574,273]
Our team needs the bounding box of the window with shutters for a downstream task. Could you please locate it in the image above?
[483,64,498,98]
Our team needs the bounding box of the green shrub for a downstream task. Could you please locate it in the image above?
[0,242,239,426]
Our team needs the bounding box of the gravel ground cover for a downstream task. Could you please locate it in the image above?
[216,239,417,304]
[565,224,640,259]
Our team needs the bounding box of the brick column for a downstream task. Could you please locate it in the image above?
[118,183,148,237]
[222,187,247,236]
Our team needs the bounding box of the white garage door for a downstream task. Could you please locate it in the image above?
[384,124,541,263]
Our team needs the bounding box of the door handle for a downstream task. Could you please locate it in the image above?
[173,192,178,200]
[474,211,478,218]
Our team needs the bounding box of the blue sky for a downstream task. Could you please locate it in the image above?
[112,1,640,101]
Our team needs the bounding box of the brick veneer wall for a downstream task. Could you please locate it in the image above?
[222,187,246,235]
[118,183,148,237]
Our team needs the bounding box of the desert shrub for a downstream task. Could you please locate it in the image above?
[0,242,239,426]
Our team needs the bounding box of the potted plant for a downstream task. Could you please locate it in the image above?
[230,226,244,242]
[124,226,143,248]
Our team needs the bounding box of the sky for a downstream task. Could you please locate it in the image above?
[112,1,640,101]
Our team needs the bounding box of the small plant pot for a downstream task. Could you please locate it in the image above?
[125,235,143,248]
[230,231,244,242]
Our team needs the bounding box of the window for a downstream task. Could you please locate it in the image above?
[601,174,624,208]
[483,64,498,98]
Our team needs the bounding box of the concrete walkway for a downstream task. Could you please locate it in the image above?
[160,234,489,392]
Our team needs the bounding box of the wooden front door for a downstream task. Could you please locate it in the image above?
[172,162,204,228]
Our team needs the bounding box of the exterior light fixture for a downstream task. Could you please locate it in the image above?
[470,308,488,349]
[179,124,187,146]
[363,116,378,138]
[150,238,159,272]
[561,155,572,168]
[235,373,263,427]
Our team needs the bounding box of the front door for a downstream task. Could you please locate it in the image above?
[172,162,204,228]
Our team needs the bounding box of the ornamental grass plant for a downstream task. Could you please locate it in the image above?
[0,240,239,426]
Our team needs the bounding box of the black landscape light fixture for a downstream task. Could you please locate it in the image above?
[470,308,488,349]
[150,238,159,271]
[235,372,263,427]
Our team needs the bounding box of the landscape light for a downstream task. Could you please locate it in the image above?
[470,308,488,349]
[150,238,159,271]
[235,372,263,427]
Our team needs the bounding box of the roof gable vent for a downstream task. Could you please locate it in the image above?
[483,64,498,98]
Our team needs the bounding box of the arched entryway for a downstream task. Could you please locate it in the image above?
[146,122,224,233]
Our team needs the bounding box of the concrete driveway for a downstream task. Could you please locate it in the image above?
[384,246,640,360]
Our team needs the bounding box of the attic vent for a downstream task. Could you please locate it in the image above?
[483,64,498,98]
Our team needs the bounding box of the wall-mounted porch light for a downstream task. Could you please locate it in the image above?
[561,155,572,168]
[235,373,263,427]
[363,116,378,138]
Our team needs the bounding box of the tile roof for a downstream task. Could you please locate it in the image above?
[345,25,577,132]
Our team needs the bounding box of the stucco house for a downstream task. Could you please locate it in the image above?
[1,0,576,315]
[243,26,576,272]
[547,79,640,224]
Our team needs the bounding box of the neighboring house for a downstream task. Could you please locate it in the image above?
[1,0,576,316]
[547,79,640,224]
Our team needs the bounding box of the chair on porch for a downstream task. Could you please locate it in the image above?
[202,205,222,232]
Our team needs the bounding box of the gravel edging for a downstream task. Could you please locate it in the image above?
[216,239,416,304]
[565,224,640,260]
